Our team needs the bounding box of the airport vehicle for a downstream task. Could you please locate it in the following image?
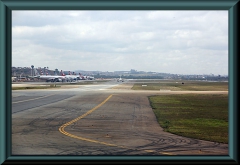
[12,77,17,82]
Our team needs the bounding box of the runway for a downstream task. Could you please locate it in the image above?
[12,79,228,156]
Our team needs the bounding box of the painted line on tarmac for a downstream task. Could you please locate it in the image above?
[159,152,175,155]
[58,94,172,155]
[12,94,56,104]
[58,94,126,148]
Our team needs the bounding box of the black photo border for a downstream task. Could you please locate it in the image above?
[0,0,239,164]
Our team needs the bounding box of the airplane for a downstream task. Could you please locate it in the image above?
[88,76,95,80]
[12,76,17,82]
[80,74,94,80]
[64,71,81,82]
[117,75,124,82]
[33,68,66,82]
[79,73,88,80]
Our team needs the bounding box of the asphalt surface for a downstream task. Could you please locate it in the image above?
[12,80,228,156]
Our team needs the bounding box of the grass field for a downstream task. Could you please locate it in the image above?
[12,79,229,144]
[141,80,229,143]
[148,94,228,144]
[132,80,228,91]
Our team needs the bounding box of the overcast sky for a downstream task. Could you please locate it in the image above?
[12,10,228,75]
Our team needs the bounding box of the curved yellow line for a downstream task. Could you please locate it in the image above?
[59,94,125,148]
[58,94,171,155]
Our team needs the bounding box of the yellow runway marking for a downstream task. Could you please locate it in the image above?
[159,152,175,155]
[144,150,155,153]
[58,94,171,155]
[59,94,124,148]
[12,94,56,104]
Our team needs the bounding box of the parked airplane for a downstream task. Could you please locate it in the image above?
[64,71,81,82]
[33,69,66,82]
[78,73,94,80]
[79,73,87,80]
[30,68,94,82]
[87,76,95,80]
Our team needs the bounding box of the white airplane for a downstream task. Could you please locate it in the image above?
[117,75,124,82]
[64,71,81,82]
[33,68,66,82]
[62,71,90,81]
[88,76,95,80]
[79,73,87,80]
[80,74,94,80]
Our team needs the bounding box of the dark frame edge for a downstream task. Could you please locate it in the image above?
[0,0,239,164]
[7,2,12,163]
[0,0,12,164]
[229,0,239,163]
[0,1,7,165]
[1,0,239,10]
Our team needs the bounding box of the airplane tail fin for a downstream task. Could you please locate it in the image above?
[61,70,65,76]
[79,73,85,79]
[34,68,40,76]
[78,73,82,79]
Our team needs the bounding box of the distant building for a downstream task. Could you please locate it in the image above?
[130,69,137,73]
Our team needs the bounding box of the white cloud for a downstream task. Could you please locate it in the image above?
[12,10,228,75]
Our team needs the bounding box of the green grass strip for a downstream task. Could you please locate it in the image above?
[148,94,228,143]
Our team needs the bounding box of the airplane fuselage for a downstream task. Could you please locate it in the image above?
[36,75,66,82]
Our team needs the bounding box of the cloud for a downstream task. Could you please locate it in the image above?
[12,10,228,75]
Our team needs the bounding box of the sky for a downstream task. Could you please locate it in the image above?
[12,10,228,75]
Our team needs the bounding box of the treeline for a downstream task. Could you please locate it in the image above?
[94,74,164,79]
[180,76,228,81]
